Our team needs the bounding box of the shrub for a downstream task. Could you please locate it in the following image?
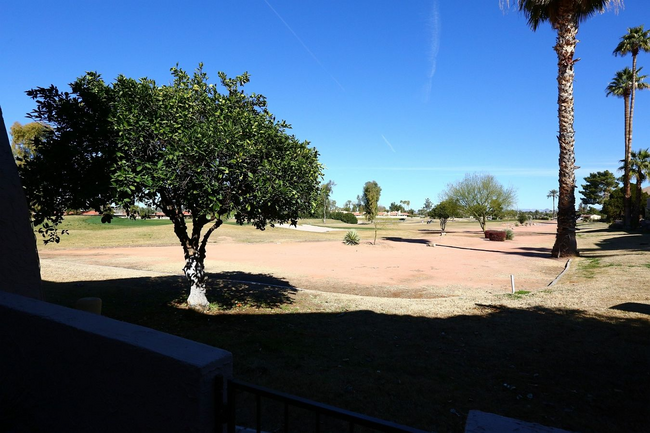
[487,230,506,241]
[343,230,360,245]
[505,229,514,240]
[340,212,358,224]
[517,212,528,225]
[331,212,358,224]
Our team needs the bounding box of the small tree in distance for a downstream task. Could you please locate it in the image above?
[579,171,618,207]
[547,189,558,219]
[442,173,516,233]
[319,180,336,222]
[429,199,460,234]
[362,180,382,245]
[9,121,50,166]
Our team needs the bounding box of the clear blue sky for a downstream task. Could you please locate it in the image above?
[3,1,650,211]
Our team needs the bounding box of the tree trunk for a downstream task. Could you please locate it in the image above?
[633,179,642,228]
[625,55,638,228]
[623,93,631,228]
[373,221,378,245]
[623,94,632,228]
[184,253,210,310]
[551,9,579,258]
[552,196,556,218]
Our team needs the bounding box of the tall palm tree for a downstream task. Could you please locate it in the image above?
[547,189,558,218]
[606,67,650,228]
[613,26,650,227]
[501,0,622,257]
[627,148,650,226]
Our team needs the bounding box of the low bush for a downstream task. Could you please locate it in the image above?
[487,230,507,241]
[505,229,514,240]
[331,212,358,224]
[517,212,528,225]
[343,230,360,245]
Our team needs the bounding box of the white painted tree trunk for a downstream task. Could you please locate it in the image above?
[183,254,209,310]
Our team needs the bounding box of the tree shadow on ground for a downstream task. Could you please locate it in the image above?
[41,278,650,433]
[435,243,553,259]
[611,302,650,316]
[206,271,298,309]
[579,233,650,257]
[382,236,430,245]
[42,271,297,314]
[418,229,478,235]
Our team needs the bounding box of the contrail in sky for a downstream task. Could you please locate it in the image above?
[331,166,558,177]
[423,0,441,102]
[381,135,396,153]
[263,0,345,91]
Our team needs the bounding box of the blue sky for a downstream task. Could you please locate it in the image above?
[3,1,650,211]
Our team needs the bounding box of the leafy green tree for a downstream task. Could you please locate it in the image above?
[362,181,382,245]
[21,65,323,310]
[355,194,365,213]
[606,66,650,227]
[442,173,516,233]
[316,180,336,222]
[501,0,621,257]
[547,189,558,218]
[579,170,619,206]
[602,186,649,223]
[429,199,460,233]
[21,72,118,238]
[9,122,50,166]
[419,197,434,216]
[389,202,405,213]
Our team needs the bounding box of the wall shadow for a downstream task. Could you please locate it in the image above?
[40,278,650,433]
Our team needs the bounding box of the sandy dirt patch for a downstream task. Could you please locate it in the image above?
[39,222,566,299]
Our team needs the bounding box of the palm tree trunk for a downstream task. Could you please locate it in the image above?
[624,55,638,228]
[633,178,642,228]
[552,196,556,218]
[623,93,631,228]
[551,8,579,258]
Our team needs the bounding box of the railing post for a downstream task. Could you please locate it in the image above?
[227,378,236,433]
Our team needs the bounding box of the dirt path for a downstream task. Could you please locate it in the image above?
[40,222,566,299]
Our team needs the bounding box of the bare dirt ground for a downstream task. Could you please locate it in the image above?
[40,222,564,299]
[38,221,650,432]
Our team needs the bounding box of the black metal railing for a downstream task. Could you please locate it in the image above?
[218,377,427,433]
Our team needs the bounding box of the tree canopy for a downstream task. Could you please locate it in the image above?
[9,121,50,166]
[442,173,515,233]
[579,170,618,206]
[429,199,460,233]
[21,65,323,309]
[362,180,382,245]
